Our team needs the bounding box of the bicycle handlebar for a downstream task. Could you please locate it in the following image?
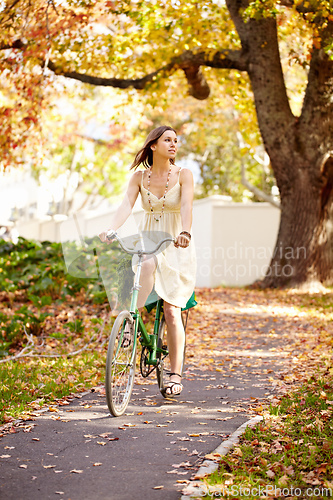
[106,230,175,255]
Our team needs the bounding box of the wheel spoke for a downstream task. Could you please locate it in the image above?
[105,311,136,417]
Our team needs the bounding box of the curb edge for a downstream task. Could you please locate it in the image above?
[180,415,263,499]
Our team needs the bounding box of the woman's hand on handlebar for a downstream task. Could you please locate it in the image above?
[175,233,191,248]
[99,229,116,243]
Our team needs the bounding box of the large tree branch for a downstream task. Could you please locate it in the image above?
[46,48,248,100]
[298,43,333,161]
[279,0,326,13]
[47,59,172,90]
[0,39,26,50]
[0,34,248,100]
[236,131,280,208]
[225,0,250,44]
[241,164,280,208]
[227,2,294,162]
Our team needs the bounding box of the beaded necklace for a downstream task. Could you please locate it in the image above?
[147,166,172,222]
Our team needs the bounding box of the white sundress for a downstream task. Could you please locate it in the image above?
[137,168,197,309]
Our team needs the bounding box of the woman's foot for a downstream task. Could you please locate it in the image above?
[163,372,183,397]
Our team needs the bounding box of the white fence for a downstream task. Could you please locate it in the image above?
[15,196,280,287]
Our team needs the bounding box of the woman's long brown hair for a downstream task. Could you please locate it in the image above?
[130,125,177,170]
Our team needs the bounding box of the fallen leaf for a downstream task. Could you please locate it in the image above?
[70,469,83,474]
[172,461,191,468]
[19,464,28,469]
[314,463,327,475]
[0,455,11,459]
[233,448,243,457]
[93,463,102,467]
[284,465,295,476]
[323,440,332,450]
[43,465,56,469]
[153,485,164,490]
[204,453,221,461]
[278,474,289,487]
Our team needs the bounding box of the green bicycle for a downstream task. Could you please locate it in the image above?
[105,231,186,417]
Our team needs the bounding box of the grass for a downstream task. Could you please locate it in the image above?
[0,350,106,426]
[200,369,333,499]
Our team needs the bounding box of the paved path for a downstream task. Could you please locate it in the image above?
[0,289,304,500]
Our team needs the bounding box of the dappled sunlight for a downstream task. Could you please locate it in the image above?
[212,349,289,358]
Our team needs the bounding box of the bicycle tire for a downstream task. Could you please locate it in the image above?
[105,310,136,417]
[156,315,186,397]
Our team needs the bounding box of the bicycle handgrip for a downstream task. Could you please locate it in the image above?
[106,231,175,255]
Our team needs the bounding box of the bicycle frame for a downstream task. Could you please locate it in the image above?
[108,232,174,367]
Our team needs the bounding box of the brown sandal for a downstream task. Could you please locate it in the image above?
[162,372,183,397]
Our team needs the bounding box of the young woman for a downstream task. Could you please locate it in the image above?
[99,125,196,396]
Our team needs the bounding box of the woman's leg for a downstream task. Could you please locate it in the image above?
[122,256,157,346]
[137,255,157,309]
[163,302,185,394]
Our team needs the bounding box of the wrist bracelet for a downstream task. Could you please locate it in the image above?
[180,231,191,240]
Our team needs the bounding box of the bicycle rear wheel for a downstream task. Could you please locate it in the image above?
[156,315,186,397]
[105,310,136,417]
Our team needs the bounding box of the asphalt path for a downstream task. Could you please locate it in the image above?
[1,291,301,500]
[0,362,286,500]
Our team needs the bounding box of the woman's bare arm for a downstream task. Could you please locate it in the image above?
[176,168,194,248]
[99,171,141,241]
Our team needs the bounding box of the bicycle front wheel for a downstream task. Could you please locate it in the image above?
[156,315,186,397]
[105,310,136,417]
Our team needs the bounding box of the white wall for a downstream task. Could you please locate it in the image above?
[192,197,280,287]
[15,196,280,287]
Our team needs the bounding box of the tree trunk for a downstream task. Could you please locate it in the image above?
[226,0,333,288]
[261,156,333,288]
